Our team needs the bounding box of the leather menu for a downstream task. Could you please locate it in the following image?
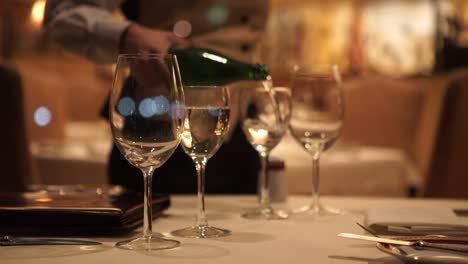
[0,185,170,236]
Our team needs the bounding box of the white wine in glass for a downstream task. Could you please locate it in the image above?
[171,86,231,238]
[289,65,344,217]
[241,86,291,220]
[110,53,185,250]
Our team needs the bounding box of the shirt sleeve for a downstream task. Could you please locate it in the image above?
[43,0,131,64]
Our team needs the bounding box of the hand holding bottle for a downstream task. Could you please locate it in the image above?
[119,24,270,88]
[120,24,190,55]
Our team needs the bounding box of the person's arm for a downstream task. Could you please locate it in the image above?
[43,0,190,64]
[43,0,130,64]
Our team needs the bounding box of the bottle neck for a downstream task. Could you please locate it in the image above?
[248,64,270,81]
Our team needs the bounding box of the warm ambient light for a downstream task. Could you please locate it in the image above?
[31,0,46,26]
[35,197,52,202]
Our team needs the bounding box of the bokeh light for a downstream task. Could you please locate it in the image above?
[34,106,52,127]
[173,20,192,38]
[139,97,157,118]
[153,96,170,115]
[137,96,171,118]
[117,96,135,117]
[206,5,229,26]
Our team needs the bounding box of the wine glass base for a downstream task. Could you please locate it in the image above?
[293,203,345,217]
[115,236,180,251]
[171,225,231,239]
[242,207,288,220]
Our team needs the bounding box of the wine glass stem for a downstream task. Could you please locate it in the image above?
[259,152,271,209]
[195,158,208,227]
[311,154,320,211]
[141,167,155,238]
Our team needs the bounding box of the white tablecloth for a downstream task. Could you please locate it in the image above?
[1,195,467,264]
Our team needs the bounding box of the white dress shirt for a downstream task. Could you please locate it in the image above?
[44,0,130,64]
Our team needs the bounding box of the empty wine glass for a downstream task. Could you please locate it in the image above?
[289,65,344,217]
[171,86,231,238]
[109,53,185,250]
[241,86,292,220]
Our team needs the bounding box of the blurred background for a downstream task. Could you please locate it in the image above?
[1,0,467,198]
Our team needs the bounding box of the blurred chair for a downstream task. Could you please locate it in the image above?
[341,75,427,156]
[424,69,468,198]
[0,62,35,191]
[339,75,430,196]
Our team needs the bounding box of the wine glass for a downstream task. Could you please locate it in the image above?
[241,86,292,220]
[288,65,344,217]
[171,86,231,238]
[109,53,185,250]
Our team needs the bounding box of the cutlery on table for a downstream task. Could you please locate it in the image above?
[338,233,468,253]
[0,235,102,246]
[356,222,379,237]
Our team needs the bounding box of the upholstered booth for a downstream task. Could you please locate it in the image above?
[0,62,35,191]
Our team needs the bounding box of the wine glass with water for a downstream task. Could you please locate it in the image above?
[109,54,185,250]
[289,65,344,217]
[171,86,231,238]
[241,86,292,220]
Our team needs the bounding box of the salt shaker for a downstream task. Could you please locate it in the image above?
[266,157,288,203]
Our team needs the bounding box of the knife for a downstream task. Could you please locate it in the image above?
[338,233,468,253]
[0,235,102,246]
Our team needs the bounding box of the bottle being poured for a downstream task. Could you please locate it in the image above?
[170,47,270,86]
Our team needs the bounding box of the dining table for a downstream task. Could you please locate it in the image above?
[1,195,467,264]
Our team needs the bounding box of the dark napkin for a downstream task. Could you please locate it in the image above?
[0,185,170,236]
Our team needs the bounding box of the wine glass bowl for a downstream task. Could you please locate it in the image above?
[289,65,344,217]
[241,86,291,220]
[109,53,184,250]
[171,86,231,238]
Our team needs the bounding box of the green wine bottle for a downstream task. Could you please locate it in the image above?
[170,47,270,86]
